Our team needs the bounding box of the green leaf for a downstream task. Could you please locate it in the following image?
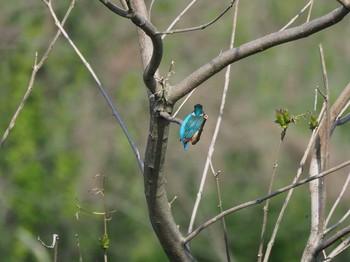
[275,108,291,129]
[99,234,109,250]
[309,115,319,130]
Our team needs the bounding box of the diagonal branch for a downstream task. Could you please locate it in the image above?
[183,159,350,244]
[167,6,349,104]
[315,225,350,255]
[43,0,144,173]
[0,0,75,148]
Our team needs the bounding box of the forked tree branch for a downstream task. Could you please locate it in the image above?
[100,0,162,94]
[167,6,349,104]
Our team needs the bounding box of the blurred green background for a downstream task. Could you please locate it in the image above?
[1,0,350,261]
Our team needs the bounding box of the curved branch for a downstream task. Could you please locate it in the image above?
[126,2,163,93]
[167,6,349,104]
[99,0,163,94]
[98,0,128,17]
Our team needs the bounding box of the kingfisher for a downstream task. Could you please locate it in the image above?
[179,104,208,150]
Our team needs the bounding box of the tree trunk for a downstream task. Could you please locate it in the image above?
[143,109,194,261]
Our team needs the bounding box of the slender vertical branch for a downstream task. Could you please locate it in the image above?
[258,132,285,262]
[187,0,239,236]
[214,169,231,262]
[262,105,325,262]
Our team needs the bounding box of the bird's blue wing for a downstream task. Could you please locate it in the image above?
[180,114,192,141]
[183,116,204,139]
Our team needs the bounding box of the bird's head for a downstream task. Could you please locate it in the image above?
[193,104,203,116]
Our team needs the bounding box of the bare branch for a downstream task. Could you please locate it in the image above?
[325,236,350,260]
[262,104,326,262]
[0,0,75,148]
[187,0,239,236]
[161,0,198,40]
[324,171,350,231]
[99,0,163,94]
[324,209,350,236]
[330,82,350,132]
[279,0,313,31]
[259,135,284,262]
[168,6,349,104]
[98,0,128,17]
[43,0,144,173]
[315,225,350,255]
[337,0,350,9]
[156,1,236,35]
[302,45,332,260]
[159,111,182,125]
[183,159,350,244]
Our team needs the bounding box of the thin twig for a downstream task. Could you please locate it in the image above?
[262,104,325,262]
[332,99,350,131]
[38,234,59,262]
[0,0,75,148]
[159,111,182,125]
[75,234,83,262]
[324,208,350,235]
[161,0,198,40]
[156,1,236,35]
[315,225,350,254]
[214,170,231,262]
[172,89,196,118]
[306,0,314,22]
[43,0,144,174]
[148,0,155,20]
[324,171,350,230]
[325,236,350,260]
[319,44,331,172]
[258,132,285,262]
[279,0,313,31]
[187,0,239,236]
[183,159,350,244]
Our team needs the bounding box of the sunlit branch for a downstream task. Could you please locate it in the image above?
[183,159,350,244]
[168,6,349,104]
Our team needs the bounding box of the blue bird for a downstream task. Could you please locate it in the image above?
[179,104,208,150]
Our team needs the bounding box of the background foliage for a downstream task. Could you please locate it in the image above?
[1,0,349,261]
